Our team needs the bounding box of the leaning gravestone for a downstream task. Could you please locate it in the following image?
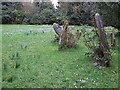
[82,13,112,67]
[53,20,81,50]
[94,13,111,67]
[53,23,63,43]
[53,23,63,37]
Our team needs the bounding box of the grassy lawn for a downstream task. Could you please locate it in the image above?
[2,25,118,88]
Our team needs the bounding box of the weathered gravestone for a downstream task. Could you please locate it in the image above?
[110,32,116,48]
[53,23,63,37]
[53,23,63,43]
[82,13,112,67]
[53,20,81,50]
[94,13,111,67]
[59,20,76,50]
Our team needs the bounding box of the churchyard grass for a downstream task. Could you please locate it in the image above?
[2,25,118,88]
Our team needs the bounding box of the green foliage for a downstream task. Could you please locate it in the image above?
[12,10,26,24]
[2,25,118,88]
[2,2,24,24]
[69,14,81,25]
[2,4,12,24]
[29,13,42,24]
[1,2,119,30]
[40,9,56,24]
[98,2,120,29]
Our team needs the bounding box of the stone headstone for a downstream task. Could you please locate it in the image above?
[53,23,63,37]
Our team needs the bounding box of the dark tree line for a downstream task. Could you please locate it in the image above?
[1,2,119,29]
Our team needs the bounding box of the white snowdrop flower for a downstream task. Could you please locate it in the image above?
[99,66,102,69]
[66,78,69,80]
[75,85,77,88]
[93,62,97,66]
[81,80,86,83]
[76,74,78,76]
[73,83,76,86]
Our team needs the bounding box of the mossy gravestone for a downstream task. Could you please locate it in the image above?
[94,13,111,67]
[53,23,63,37]
[53,23,63,43]
[53,20,81,50]
[82,13,112,67]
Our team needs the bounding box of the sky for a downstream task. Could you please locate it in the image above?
[30,0,58,9]
[24,0,58,9]
[51,0,59,9]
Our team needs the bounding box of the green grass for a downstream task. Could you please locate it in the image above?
[2,25,118,88]
[0,25,2,89]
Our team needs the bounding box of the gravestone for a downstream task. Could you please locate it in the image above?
[94,13,111,67]
[58,20,76,50]
[53,23,63,37]
[82,13,112,67]
[53,20,81,50]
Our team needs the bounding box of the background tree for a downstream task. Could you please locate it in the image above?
[1,2,119,30]
[97,2,119,29]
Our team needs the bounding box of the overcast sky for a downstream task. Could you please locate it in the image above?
[29,0,58,9]
[51,0,59,9]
